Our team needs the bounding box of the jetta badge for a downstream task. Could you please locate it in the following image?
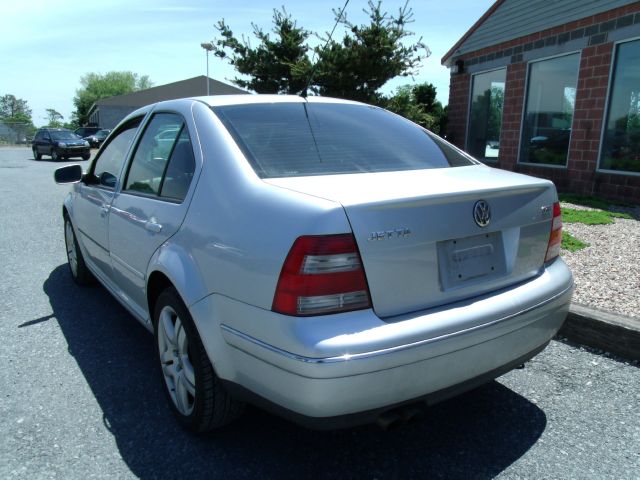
[473,200,491,227]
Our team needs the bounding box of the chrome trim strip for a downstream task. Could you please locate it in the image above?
[221,282,573,365]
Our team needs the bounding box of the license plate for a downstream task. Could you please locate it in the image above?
[438,231,506,289]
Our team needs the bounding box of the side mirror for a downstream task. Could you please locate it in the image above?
[99,171,117,188]
[54,164,83,184]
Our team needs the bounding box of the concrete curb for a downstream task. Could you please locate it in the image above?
[558,303,640,361]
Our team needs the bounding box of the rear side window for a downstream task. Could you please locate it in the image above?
[213,103,475,178]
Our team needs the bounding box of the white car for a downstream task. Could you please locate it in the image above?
[55,95,573,431]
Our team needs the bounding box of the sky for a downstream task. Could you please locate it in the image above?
[0,0,494,127]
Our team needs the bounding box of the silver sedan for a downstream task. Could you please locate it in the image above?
[55,95,573,431]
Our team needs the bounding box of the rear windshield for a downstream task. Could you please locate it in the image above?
[213,103,476,178]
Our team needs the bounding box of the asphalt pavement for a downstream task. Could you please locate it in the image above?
[0,146,638,479]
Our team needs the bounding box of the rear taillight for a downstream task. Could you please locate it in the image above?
[272,234,372,316]
[545,202,562,262]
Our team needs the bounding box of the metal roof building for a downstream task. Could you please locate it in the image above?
[87,76,248,129]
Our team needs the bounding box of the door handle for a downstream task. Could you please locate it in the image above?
[145,220,163,233]
[100,206,109,217]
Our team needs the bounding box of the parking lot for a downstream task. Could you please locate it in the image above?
[0,146,638,479]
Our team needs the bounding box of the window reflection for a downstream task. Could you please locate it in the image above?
[600,39,640,173]
[467,69,506,162]
[520,53,580,166]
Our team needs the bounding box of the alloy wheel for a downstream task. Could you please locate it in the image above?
[65,221,78,278]
[157,305,196,416]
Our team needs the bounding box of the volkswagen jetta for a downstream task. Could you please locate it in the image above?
[55,95,573,432]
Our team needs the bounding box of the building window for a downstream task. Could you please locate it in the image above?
[467,69,506,162]
[520,53,580,166]
[600,39,640,174]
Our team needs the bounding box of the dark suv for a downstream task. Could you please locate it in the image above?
[32,128,91,161]
[74,126,102,138]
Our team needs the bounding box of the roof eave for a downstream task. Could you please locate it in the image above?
[441,0,507,66]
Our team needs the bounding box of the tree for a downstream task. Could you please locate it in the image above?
[73,71,153,125]
[0,94,33,123]
[45,108,64,128]
[211,1,429,103]
[213,8,311,94]
[0,94,35,143]
[384,82,446,134]
[313,1,430,103]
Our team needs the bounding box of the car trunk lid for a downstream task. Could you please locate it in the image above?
[265,165,557,318]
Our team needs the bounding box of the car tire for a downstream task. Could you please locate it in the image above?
[154,287,243,432]
[82,153,90,161]
[51,149,59,161]
[64,216,93,286]
[33,148,41,160]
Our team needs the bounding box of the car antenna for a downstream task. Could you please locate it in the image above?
[299,0,350,99]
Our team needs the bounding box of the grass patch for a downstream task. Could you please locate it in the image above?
[561,231,589,252]
[562,207,632,224]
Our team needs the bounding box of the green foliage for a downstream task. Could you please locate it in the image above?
[383,82,446,134]
[73,71,153,125]
[212,1,429,103]
[561,231,589,252]
[312,1,429,103]
[45,108,64,128]
[213,8,311,94]
[0,94,35,143]
[0,94,33,124]
[561,207,631,225]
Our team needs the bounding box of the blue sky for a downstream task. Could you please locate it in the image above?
[1,0,494,127]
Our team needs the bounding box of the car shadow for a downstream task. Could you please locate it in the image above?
[37,264,547,479]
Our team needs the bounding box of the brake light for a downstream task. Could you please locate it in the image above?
[272,234,372,316]
[545,202,562,262]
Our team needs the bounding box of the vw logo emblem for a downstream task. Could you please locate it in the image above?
[473,200,491,227]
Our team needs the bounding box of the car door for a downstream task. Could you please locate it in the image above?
[32,130,44,155]
[73,117,142,281]
[108,112,197,319]
[38,130,52,156]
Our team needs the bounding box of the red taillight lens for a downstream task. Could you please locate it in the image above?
[272,234,372,316]
[545,202,562,262]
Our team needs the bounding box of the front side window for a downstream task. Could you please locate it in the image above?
[600,39,640,174]
[520,53,580,166]
[467,68,506,162]
[124,113,195,201]
[214,102,475,178]
[92,118,142,188]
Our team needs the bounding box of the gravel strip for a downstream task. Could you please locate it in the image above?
[561,203,640,320]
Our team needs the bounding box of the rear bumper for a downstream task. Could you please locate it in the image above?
[190,259,573,420]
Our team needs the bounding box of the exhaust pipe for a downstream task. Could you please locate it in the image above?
[377,405,424,430]
[377,411,403,430]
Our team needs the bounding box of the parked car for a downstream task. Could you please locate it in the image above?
[84,129,111,148]
[32,128,90,161]
[55,96,573,432]
[74,126,102,138]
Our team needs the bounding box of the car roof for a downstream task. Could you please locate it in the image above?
[196,94,364,108]
[119,95,371,130]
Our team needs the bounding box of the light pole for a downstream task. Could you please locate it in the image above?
[200,42,214,96]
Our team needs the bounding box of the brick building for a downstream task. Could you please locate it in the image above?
[442,0,640,203]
